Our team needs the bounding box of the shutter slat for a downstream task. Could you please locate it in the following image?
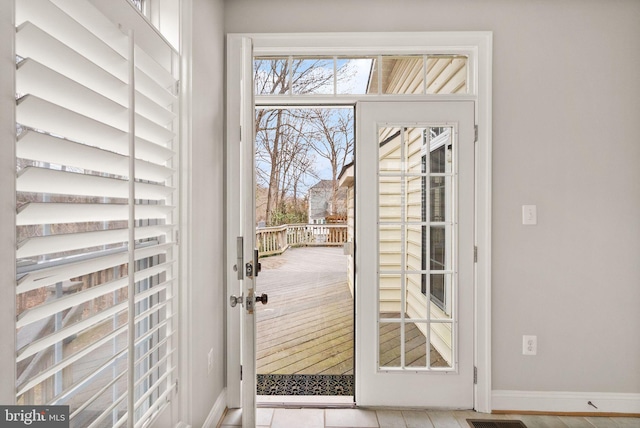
[17,243,175,294]
[16,21,175,127]
[17,96,174,164]
[17,225,173,259]
[134,262,175,285]
[17,277,128,328]
[17,94,127,155]
[16,0,128,82]
[49,0,177,90]
[17,59,175,144]
[17,203,173,226]
[133,383,174,428]
[16,325,127,397]
[17,167,174,201]
[17,302,128,362]
[134,280,171,304]
[18,131,174,182]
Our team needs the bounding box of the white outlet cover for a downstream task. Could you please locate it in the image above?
[522,205,537,225]
[523,335,537,355]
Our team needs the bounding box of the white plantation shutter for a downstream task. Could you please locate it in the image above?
[15,1,179,427]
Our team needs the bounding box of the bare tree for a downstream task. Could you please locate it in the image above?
[254,58,355,225]
[305,108,354,215]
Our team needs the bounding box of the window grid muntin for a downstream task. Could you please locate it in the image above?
[377,123,457,372]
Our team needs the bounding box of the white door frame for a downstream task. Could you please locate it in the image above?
[225,31,493,413]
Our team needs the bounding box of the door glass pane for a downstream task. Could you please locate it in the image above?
[377,123,456,371]
[379,320,401,368]
[290,57,334,94]
[379,127,403,173]
[405,322,428,368]
[379,226,402,268]
[430,323,453,368]
[379,275,401,314]
[426,56,468,94]
[254,57,289,95]
[381,56,425,95]
[336,57,376,94]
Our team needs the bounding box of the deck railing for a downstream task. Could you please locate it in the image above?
[257,223,348,257]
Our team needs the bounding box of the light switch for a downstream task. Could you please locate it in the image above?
[522,205,537,225]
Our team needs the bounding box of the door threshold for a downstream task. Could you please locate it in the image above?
[257,395,355,408]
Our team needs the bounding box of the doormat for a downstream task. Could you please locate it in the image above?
[257,374,354,396]
[467,420,527,428]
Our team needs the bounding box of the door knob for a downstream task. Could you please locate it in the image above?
[230,294,243,308]
[255,293,268,305]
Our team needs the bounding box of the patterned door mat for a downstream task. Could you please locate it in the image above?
[257,374,354,396]
[467,420,527,428]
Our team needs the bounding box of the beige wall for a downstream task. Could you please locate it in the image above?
[224,0,640,394]
[186,0,226,425]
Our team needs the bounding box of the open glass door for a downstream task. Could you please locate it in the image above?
[226,36,260,428]
[355,101,475,408]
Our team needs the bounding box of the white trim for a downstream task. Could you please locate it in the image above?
[0,0,17,406]
[203,388,227,428]
[226,31,493,413]
[492,390,640,415]
[178,0,194,425]
[174,423,191,428]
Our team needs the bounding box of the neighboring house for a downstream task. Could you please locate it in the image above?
[307,179,347,224]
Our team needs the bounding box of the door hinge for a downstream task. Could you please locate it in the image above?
[240,365,243,381]
[175,79,180,95]
[474,246,478,263]
[474,124,478,143]
[240,126,242,141]
[175,230,180,245]
[174,378,179,394]
[474,366,478,384]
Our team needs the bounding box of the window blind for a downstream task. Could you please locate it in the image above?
[15,1,179,427]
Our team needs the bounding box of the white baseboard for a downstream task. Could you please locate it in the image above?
[203,387,228,428]
[492,390,640,414]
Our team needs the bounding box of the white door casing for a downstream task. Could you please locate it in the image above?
[356,101,475,408]
[226,31,492,413]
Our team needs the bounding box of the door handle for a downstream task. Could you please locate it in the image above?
[255,293,268,305]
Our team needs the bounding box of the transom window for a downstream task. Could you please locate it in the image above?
[254,55,468,96]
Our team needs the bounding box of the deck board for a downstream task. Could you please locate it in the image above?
[257,247,353,375]
[256,246,446,377]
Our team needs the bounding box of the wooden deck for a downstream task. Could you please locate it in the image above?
[256,246,446,376]
[256,247,354,375]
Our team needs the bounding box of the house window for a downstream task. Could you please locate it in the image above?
[14,1,178,426]
[421,128,451,313]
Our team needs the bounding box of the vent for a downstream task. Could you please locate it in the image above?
[467,420,527,428]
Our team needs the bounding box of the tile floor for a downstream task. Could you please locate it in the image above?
[218,408,640,428]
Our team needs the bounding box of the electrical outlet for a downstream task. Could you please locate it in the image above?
[207,348,213,374]
[523,335,537,355]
